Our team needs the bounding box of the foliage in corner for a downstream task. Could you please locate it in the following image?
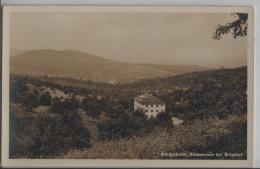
[213,13,248,40]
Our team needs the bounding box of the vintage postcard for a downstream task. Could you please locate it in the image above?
[2,6,254,168]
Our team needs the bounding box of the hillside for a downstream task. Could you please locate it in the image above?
[59,115,246,159]
[10,49,206,83]
[9,66,247,159]
[139,63,208,75]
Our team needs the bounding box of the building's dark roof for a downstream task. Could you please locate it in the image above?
[135,94,165,105]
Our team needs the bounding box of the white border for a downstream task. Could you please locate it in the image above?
[0,0,258,6]
[1,5,255,168]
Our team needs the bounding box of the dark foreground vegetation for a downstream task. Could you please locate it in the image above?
[10,67,247,159]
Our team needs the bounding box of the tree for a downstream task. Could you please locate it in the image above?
[155,111,173,128]
[63,97,79,111]
[129,110,151,135]
[28,111,91,157]
[49,97,63,113]
[39,92,52,106]
[9,111,35,158]
[10,79,28,103]
[24,90,40,111]
[50,97,79,114]
[80,97,101,118]
[97,113,130,140]
[213,13,248,40]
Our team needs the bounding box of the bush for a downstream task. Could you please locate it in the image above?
[50,97,79,113]
[39,92,52,106]
[155,111,173,128]
[97,110,172,141]
[97,113,130,140]
[49,97,63,113]
[9,111,35,158]
[10,79,28,103]
[80,97,101,118]
[24,90,40,111]
[28,111,91,158]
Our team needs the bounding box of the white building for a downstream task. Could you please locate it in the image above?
[134,94,166,118]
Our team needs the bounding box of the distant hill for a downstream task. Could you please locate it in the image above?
[138,64,208,75]
[10,49,207,83]
[10,48,28,56]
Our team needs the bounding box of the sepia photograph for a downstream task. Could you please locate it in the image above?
[2,6,254,168]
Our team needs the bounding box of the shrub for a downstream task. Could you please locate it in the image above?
[9,111,35,158]
[49,97,63,113]
[50,97,79,113]
[24,90,40,111]
[97,110,172,141]
[39,92,52,106]
[80,97,101,118]
[97,113,130,140]
[28,111,91,158]
[10,79,28,103]
[155,111,173,128]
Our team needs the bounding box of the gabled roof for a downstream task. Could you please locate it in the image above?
[135,94,165,105]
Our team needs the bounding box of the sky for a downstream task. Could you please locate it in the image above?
[10,12,247,67]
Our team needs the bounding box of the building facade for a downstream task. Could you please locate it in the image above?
[134,94,166,118]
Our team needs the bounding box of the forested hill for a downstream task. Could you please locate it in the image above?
[10,66,247,159]
[122,66,247,92]
[132,66,247,120]
[11,66,247,121]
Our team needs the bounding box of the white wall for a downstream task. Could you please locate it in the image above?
[1,0,259,167]
[134,100,166,118]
